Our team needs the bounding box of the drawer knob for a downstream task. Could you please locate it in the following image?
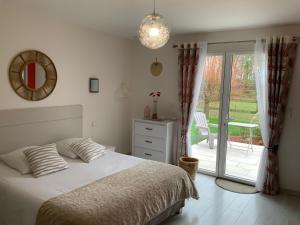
[145,128,153,131]
[145,140,152,143]
[144,153,152,156]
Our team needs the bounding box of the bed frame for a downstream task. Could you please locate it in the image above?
[0,105,82,154]
[146,200,184,225]
[0,105,184,224]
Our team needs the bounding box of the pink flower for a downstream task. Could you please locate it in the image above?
[149,91,161,98]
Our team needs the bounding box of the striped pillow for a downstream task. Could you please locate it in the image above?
[71,138,105,162]
[24,143,68,177]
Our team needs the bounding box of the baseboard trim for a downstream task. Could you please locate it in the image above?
[281,188,300,197]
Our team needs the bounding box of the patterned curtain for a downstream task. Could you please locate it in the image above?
[178,44,200,157]
[263,37,298,195]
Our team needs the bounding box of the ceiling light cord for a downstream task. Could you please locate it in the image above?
[153,0,156,15]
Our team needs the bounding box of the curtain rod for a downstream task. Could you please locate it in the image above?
[172,37,300,49]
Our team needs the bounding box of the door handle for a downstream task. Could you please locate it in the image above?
[224,117,234,125]
[145,128,153,131]
[144,153,152,156]
[224,119,229,126]
[145,140,152,143]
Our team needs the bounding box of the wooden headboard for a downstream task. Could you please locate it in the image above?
[0,105,82,154]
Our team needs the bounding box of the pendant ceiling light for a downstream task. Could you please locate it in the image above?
[138,0,170,49]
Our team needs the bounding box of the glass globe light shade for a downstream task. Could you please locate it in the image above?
[138,13,170,49]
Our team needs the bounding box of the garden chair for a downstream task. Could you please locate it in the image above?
[194,112,216,149]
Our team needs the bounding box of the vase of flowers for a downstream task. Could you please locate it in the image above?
[149,91,161,120]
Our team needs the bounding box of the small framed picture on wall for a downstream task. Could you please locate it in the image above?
[89,78,99,93]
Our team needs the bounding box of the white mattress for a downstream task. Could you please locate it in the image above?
[0,150,144,225]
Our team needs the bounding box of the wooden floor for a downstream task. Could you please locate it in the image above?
[161,174,300,225]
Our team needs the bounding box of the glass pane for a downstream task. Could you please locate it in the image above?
[191,55,223,173]
[225,54,264,182]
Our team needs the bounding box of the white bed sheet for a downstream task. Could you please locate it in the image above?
[0,151,143,225]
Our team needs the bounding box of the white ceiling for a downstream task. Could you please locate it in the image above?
[4,0,300,39]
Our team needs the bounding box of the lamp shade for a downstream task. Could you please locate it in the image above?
[138,13,170,49]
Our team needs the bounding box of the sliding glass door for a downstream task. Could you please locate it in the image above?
[191,49,264,184]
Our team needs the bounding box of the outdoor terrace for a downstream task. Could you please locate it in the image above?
[192,139,263,181]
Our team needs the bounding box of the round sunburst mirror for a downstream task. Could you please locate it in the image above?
[9,50,57,101]
[150,58,163,77]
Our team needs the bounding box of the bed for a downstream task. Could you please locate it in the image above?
[0,105,198,225]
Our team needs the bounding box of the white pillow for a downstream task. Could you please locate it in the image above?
[24,143,68,177]
[56,138,83,159]
[0,146,35,174]
[71,138,106,162]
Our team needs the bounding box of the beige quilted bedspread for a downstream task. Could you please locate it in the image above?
[36,160,198,225]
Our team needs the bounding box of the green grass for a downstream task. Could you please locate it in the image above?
[191,100,262,145]
[191,121,201,144]
[210,100,257,113]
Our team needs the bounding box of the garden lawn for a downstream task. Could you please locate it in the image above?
[191,100,261,145]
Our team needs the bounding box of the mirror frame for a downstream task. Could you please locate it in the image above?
[9,50,57,101]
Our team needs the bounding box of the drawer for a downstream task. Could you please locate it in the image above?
[134,122,166,138]
[133,147,165,162]
[134,135,165,152]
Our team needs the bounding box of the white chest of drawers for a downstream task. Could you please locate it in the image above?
[132,119,176,163]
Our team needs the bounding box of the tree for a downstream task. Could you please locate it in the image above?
[231,55,255,100]
[199,55,256,118]
[200,56,222,118]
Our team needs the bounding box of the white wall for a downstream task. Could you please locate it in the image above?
[0,2,134,154]
[132,25,300,192]
[1,1,299,192]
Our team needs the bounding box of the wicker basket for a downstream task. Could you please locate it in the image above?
[178,157,199,181]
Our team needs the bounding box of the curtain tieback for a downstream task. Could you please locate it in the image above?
[180,129,187,143]
[267,145,279,154]
[181,129,187,136]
